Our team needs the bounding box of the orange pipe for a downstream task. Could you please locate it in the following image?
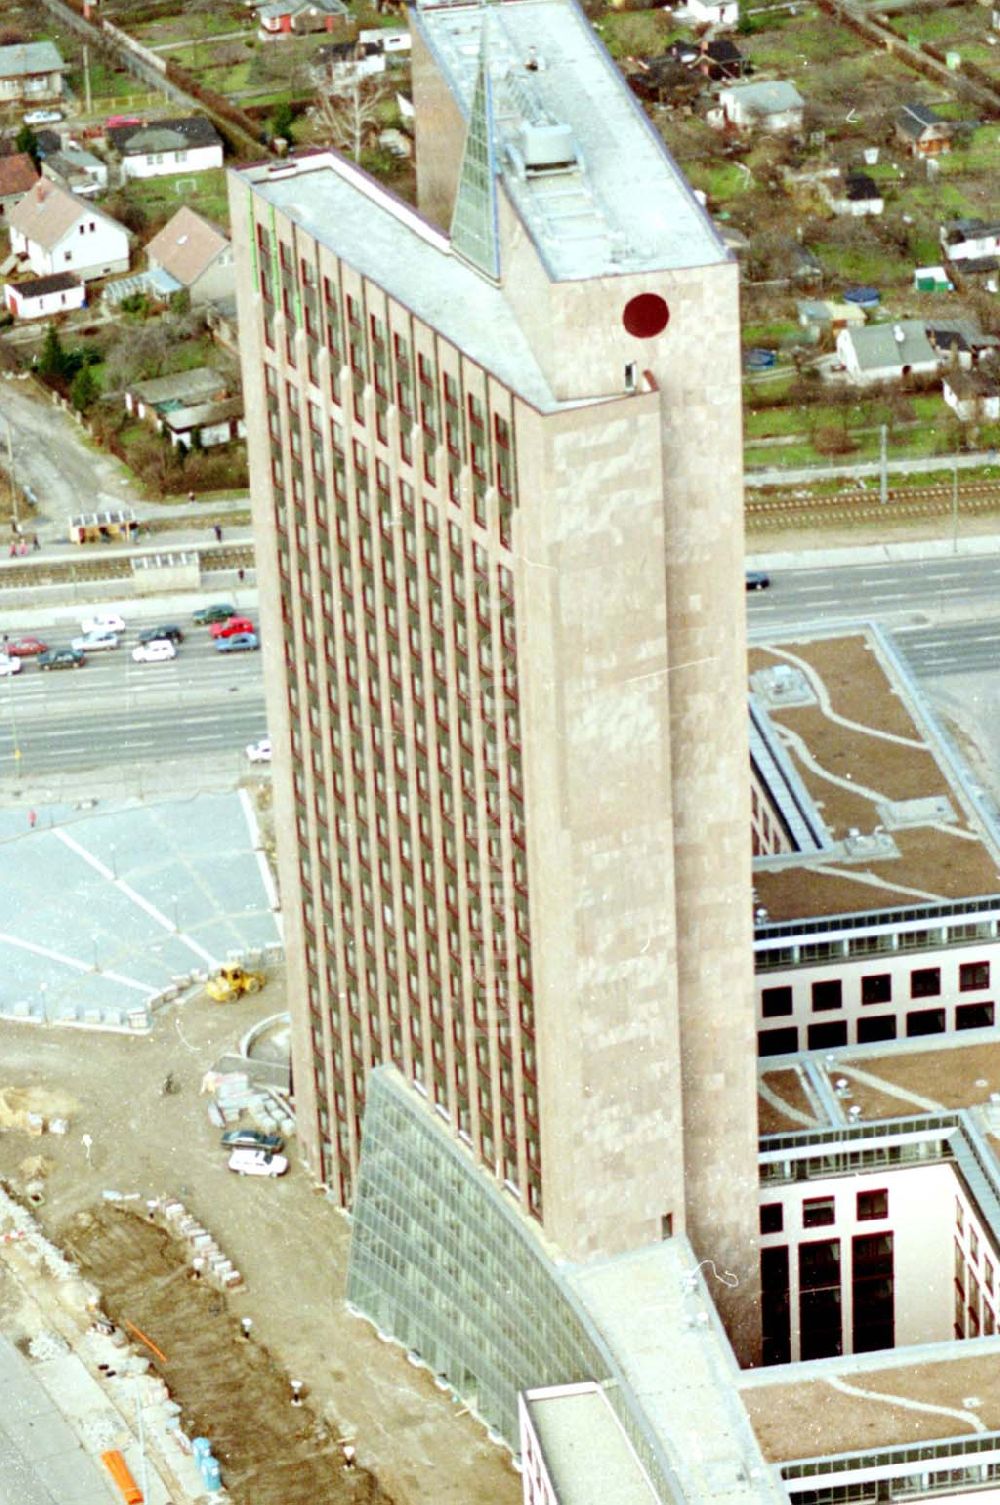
[101,1449,144,1503]
[122,1318,168,1366]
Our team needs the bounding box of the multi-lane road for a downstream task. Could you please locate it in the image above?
[3,553,999,781]
[0,609,266,778]
[746,554,1000,638]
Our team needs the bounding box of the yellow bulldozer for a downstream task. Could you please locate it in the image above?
[206,964,266,1003]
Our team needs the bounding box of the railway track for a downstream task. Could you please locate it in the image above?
[747,480,1000,529]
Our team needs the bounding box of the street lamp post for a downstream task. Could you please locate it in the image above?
[4,415,18,530]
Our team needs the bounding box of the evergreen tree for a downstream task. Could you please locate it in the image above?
[70,363,99,413]
[37,324,67,385]
[271,100,295,144]
[14,123,39,165]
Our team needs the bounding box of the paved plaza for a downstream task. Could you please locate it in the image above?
[0,790,280,1027]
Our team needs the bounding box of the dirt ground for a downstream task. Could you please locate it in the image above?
[858,1042,1000,1111]
[742,1351,1000,1461]
[0,996,520,1505]
[63,1205,385,1505]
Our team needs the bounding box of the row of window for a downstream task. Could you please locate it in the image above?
[759,1002,996,1055]
[760,1189,888,1235]
[761,962,991,1018]
[269,378,541,1208]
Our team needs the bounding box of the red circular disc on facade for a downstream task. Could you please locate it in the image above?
[622,294,670,339]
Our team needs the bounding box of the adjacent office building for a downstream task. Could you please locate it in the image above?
[230,0,759,1353]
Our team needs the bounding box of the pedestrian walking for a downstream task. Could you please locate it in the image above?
[188,490,195,504]
[213,524,223,544]
[237,567,245,584]
[240,1316,253,1339]
[17,540,26,557]
[31,534,39,551]
[27,810,37,830]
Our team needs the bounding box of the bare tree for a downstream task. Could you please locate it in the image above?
[315,77,389,163]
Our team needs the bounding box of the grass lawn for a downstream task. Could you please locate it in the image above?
[594,9,673,61]
[132,10,252,44]
[812,239,911,288]
[686,161,752,205]
[123,168,232,231]
[742,319,804,348]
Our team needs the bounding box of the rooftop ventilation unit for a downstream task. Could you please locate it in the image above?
[518,120,576,172]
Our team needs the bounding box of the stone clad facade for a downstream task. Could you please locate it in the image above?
[231,0,758,1362]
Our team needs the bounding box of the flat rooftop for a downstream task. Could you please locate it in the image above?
[567,1244,786,1505]
[415,0,725,280]
[740,1347,1000,1461]
[751,631,1000,924]
[235,154,562,411]
[524,1384,660,1505]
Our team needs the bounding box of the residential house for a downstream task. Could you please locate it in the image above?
[940,218,1000,264]
[719,80,805,133]
[942,368,1000,423]
[106,117,223,181]
[145,207,234,306]
[160,396,246,450]
[895,103,953,157]
[4,271,84,321]
[124,366,228,422]
[256,0,348,39]
[41,146,108,199]
[357,27,410,53]
[0,42,65,104]
[698,38,749,80]
[125,366,245,447]
[797,299,866,336]
[835,320,941,384]
[687,0,739,25]
[8,180,129,282]
[926,319,999,369]
[626,55,700,105]
[0,153,38,219]
[311,39,388,89]
[913,265,954,293]
[819,171,883,217]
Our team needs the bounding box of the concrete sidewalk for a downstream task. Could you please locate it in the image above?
[747,531,1000,573]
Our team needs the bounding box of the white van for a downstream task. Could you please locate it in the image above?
[228,1148,288,1178]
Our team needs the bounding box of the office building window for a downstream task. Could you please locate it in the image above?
[861,974,891,1005]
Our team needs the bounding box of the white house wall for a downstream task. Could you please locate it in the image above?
[756,938,1000,1056]
[122,143,222,181]
[760,1163,968,1362]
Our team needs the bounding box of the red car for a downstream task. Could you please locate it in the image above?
[6,636,48,657]
[209,616,255,640]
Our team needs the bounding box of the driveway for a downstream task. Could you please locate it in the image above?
[0,377,134,533]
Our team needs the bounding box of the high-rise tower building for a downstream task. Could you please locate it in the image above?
[231,0,759,1354]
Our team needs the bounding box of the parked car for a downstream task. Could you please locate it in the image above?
[228,1148,288,1177]
[23,108,63,126]
[193,602,236,625]
[209,616,255,640]
[6,636,47,657]
[81,612,126,636]
[0,655,22,677]
[71,630,119,653]
[38,647,85,670]
[138,624,184,644]
[132,640,176,664]
[745,571,771,592]
[216,632,259,654]
[245,737,272,764]
[221,1128,284,1153]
